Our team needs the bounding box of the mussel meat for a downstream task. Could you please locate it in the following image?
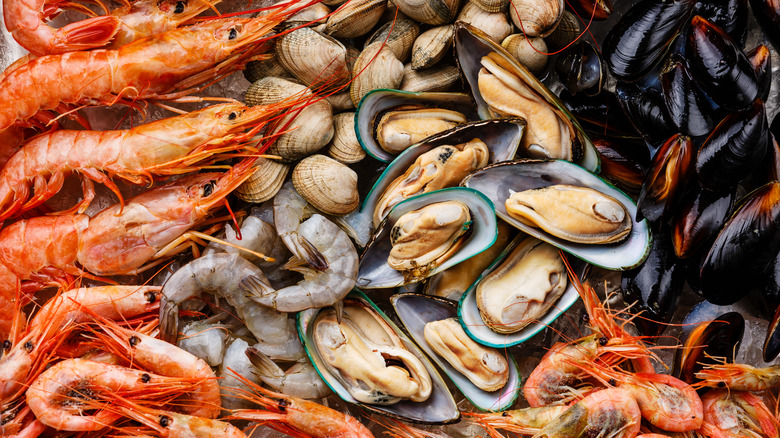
[375,106,468,154]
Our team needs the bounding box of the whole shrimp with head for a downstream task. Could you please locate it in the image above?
[0,159,255,340]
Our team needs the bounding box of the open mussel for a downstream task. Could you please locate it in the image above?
[636,133,695,223]
[555,41,605,97]
[671,185,735,259]
[674,312,744,384]
[660,55,716,137]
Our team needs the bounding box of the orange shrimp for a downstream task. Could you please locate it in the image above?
[226,373,374,438]
[467,405,568,437]
[695,363,780,392]
[372,417,454,438]
[700,390,778,438]
[4,0,219,56]
[0,100,298,220]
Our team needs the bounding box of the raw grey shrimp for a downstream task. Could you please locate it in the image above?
[273,180,329,270]
[247,347,332,399]
[700,390,778,438]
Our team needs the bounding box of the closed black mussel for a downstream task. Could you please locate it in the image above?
[749,0,780,53]
[593,138,649,196]
[602,0,695,81]
[674,312,744,384]
[559,89,640,140]
[696,100,768,193]
[700,182,780,305]
[693,0,748,46]
[671,185,734,259]
[568,0,612,20]
[686,16,758,111]
[637,133,695,223]
[660,56,716,137]
[747,44,772,102]
[555,41,604,96]
[615,82,677,147]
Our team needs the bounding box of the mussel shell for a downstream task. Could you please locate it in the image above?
[555,41,605,96]
[747,44,772,103]
[671,185,735,259]
[567,0,612,20]
[602,0,695,81]
[748,0,780,53]
[297,291,460,423]
[592,139,649,196]
[457,234,588,347]
[696,100,768,193]
[765,299,780,361]
[700,182,780,305]
[356,188,497,289]
[454,22,599,172]
[674,312,744,384]
[355,89,480,162]
[636,134,695,223]
[686,16,758,111]
[693,0,748,45]
[660,56,716,137]
[559,89,641,141]
[621,226,685,337]
[614,82,677,146]
[390,293,521,411]
[462,160,651,270]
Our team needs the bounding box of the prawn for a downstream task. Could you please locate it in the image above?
[272,180,329,270]
[0,100,295,219]
[695,363,780,392]
[699,390,778,438]
[0,158,255,340]
[226,373,375,438]
[466,405,569,437]
[4,0,218,56]
[246,347,332,399]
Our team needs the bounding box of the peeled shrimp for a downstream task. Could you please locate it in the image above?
[247,347,332,399]
[273,181,329,270]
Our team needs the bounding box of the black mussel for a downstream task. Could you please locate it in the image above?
[700,182,780,305]
[567,0,612,20]
[696,100,768,193]
[660,56,716,137]
[747,45,772,102]
[621,226,685,337]
[558,89,640,140]
[749,0,780,53]
[593,138,649,196]
[693,0,748,46]
[761,252,780,311]
[636,134,695,223]
[686,16,758,111]
[765,304,780,361]
[674,312,744,384]
[615,82,677,147]
[555,41,604,96]
[672,185,734,259]
[602,0,695,81]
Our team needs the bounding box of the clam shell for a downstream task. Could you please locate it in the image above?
[471,0,509,13]
[324,0,387,38]
[458,233,587,347]
[285,2,330,32]
[400,64,461,93]
[364,14,421,62]
[462,160,651,270]
[411,25,454,70]
[545,10,581,52]
[508,0,564,38]
[292,154,359,215]
[327,91,355,111]
[390,293,521,411]
[393,0,459,25]
[502,34,548,74]
[327,112,365,164]
[356,188,497,288]
[298,290,460,424]
[355,89,480,162]
[275,27,350,88]
[234,158,290,203]
[243,55,291,84]
[455,22,599,172]
[457,1,512,44]
[350,42,405,107]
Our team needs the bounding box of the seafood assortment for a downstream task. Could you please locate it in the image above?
[5,0,780,437]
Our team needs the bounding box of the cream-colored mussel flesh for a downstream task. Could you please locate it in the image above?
[505,185,632,244]
[376,106,468,154]
[477,53,573,161]
[424,318,509,391]
[476,237,567,334]
[388,201,472,278]
[313,305,432,405]
[373,139,489,226]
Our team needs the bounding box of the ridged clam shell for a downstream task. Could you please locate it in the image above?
[235,158,289,203]
[411,25,454,70]
[324,0,387,39]
[350,42,405,107]
[245,77,334,162]
[457,1,512,44]
[292,154,359,215]
[243,55,291,84]
[364,14,421,62]
[327,91,355,111]
[509,0,564,38]
[472,0,509,13]
[285,2,330,32]
[400,63,460,92]
[544,10,580,51]
[275,27,350,88]
[502,34,548,74]
[394,0,459,24]
[327,112,365,164]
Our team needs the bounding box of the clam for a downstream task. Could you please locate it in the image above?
[298,291,459,423]
[357,188,497,289]
[364,15,421,62]
[393,0,459,25]
[400,64,461,93]
[412,25,454,70]
[476,236,567,334]
[502,34,548,75]
[350,42,405,108]
[508,0,563,38]
[458,233,587,347]
[323,0,386,39]
[327,112,365,164]
[457,1,512,44]
[275,27,350,88]
[243,55,292,84]
[544,10,580,52]
[234,158,290,203]
[390,294,521,411]
[284,2,330,32]
[462,160,651,270]
[292,154,359,216]
[455,22,599,171]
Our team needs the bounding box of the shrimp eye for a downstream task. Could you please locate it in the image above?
[608,378,616,386]
[228,111,238,121]
[23,341,33,352]
[717,381,725,387]
[141,373,151,383]
[145,291,157,303]
[228,27,238,40]
[2,340,10,350]
[159,415,172,427]
[174,0,186,13]
[598,336,607,346]
[129,336,140,347]
[580,313,590,323]
[203,181,216,197]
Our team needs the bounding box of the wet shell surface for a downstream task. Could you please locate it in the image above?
[298,291,460,423]
[275,27,350,88]
[393,0,459,25]
[400,64,461,93]
[234,158,290,203]
[462,160,650,270]
[324,0,386,38]
[327,112,365,164]
[350,42,405,107]
[411,25,454,70]
[364,15,421,62]
[502,34,548,74]
[292,154,359,216]
[457,1,512,44]
[391,293,522,411]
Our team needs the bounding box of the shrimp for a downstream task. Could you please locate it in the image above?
[0,101,294,220]
[466,405,569,437]
[226,373,375,438]
[0,159,255,340]
[371,416,454,438]
[244,213,358,312]
[273,180,329,270]
[115,409,247,437]
[695,363,780,392]
[25,358,206,431]
[247,347,332,399]
[699,390,778,438]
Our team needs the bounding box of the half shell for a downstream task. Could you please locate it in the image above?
[462,160,650,270]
